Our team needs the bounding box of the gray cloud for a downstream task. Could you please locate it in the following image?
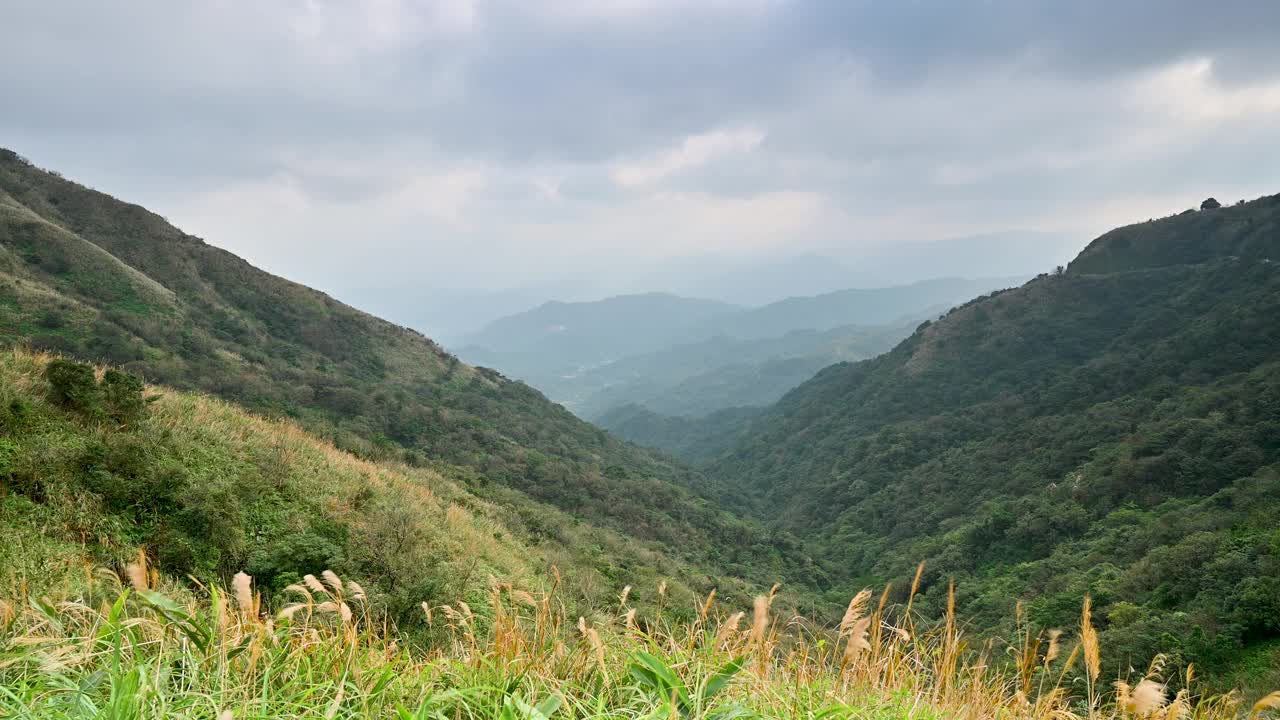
[3,0,1279,323]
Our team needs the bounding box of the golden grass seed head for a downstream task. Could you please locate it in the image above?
[232,572,254,616]
[1044,629,1063,668]
[321,570,344,595]
[840,589,872,635]
[1253,691,1280,714]
[1132,679,1168,715]
[346,580,366,602]
[303,574,326,596]
[751,595,770,646]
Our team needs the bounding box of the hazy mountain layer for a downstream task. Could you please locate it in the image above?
[459,278,1023,420]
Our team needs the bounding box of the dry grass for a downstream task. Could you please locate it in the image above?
[1,561,1271,719]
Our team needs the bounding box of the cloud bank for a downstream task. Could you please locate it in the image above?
[4,0,1279,310]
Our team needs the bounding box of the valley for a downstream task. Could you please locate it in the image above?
[2,159,1278,710]
[455,277,1025,422]
[5,3,1280,715]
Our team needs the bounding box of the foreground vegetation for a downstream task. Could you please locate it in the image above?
[0,348,782,636]
[3,563,1276,719]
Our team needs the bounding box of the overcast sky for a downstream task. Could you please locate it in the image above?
[4,0,1280,308]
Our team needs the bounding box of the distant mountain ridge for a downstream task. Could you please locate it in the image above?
[675,276,1027,342]
[575,318,929,420]
[461,292,741,360]
[458,277,1026,420]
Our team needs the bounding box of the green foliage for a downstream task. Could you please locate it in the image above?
[0,348,784,628]
[42,359,146,426]
[701,193,1280,686]
[44,358,100,414]
[0,148,814,610]
[0,349,538,621]
[594,404,760,466]
[101,368,146,424]
[629,651,746,718]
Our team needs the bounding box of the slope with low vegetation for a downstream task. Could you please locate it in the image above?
[1,348,796,632]
[702,194,1280,690]
[0,148,821,604]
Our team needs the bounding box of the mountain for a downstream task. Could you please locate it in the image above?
[621,235,1072,306]
[574,320,922,420]
[0,148,821,606]
[699,195,1280,682]
[594,404,763,466]
[1,348,537,614]
[678,276,1027,342]
[460,277,1022,420]
[460,292,740,359]
[629,252,864,306]
[335,284,592,347]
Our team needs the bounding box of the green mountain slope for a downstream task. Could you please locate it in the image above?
[594,404,762,466]
[0,349,537,617]
[0,149,820,602]
[703,195,1280,681]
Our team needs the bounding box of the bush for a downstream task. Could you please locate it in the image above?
[44,360,147,425]
[45,359,101,416]
[101,368,146,425]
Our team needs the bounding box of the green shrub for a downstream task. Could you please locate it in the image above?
[44,360,147,426]
[101,368,146,425]
[45,358,101,416]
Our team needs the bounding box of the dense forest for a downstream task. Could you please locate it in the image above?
[697,195,1280,688]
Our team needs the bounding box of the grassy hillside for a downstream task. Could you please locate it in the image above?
[0,349,537,618]
[0,149,821,606]
[703,195,1280,687]
[0,348,798,626]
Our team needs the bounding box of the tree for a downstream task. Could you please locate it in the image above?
[1201,197,1222,210]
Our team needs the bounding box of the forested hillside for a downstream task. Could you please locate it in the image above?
[0,149,820,604]
[595,404,763,466]
[704,194,1280,686]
